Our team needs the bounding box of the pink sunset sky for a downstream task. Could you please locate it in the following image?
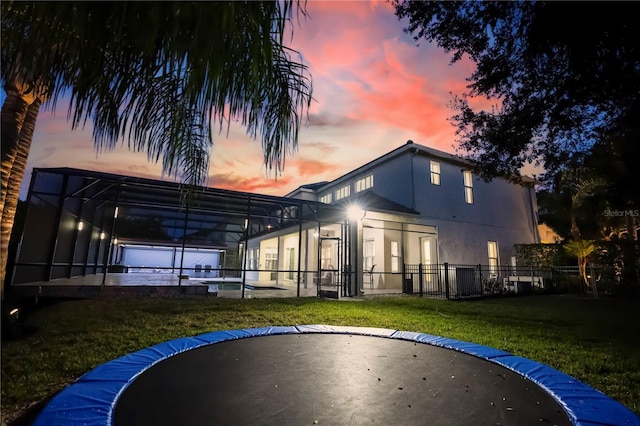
[10,1,514,200]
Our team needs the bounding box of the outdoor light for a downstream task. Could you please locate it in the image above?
[100,232,106,240]
[113,238,118,245]
[347,205,365,221]
[77,221,83,231]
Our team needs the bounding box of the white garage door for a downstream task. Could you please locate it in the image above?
[122,245,220,275]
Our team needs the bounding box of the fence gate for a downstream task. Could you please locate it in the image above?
[403,264,447,298]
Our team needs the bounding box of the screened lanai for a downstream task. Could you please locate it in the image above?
[11,168,355,297]
[11,168,440,299]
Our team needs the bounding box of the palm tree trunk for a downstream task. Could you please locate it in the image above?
[579,256,589,288]
[1,88,30,216]
[0,98,41,294]
[570,213,581,240]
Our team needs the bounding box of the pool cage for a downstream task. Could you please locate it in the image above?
[9,168,374,298]
[11,168,440,299]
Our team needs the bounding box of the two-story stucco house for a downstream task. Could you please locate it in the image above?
[244,140,540,297]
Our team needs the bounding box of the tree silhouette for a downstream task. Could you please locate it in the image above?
[394,1,640,185]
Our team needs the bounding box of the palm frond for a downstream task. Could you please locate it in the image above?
[2,1,313,194]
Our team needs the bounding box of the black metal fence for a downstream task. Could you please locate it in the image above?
[402,263,606,299]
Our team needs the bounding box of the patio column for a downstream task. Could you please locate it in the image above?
[350,216,364,296]
[346,208,365,297]
[47,173,69,281]
[241,197,251,299]
[178,204,189,286]
[296,202,303,297]
[69,200,86,278]
[101,191,119,288]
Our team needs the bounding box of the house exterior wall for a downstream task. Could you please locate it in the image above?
[357,154,414,209]
[315,154,414,208]
[405,153,539,265]
[300,143,539,270]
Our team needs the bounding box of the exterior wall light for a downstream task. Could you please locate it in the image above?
[347,205,365,221]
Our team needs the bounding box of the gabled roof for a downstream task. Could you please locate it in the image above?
[285,181,330,197]
[314,140,471,193]
[333,190,419,216]
[299,181,329,190]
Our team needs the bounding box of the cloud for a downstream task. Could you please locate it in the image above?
[291,158,338,178]
[286,0,482,157]
[79,161,164,179]
[308,112,359,128]
[301,140,340,155]
[208,172,295,194]
[36,114,74,134]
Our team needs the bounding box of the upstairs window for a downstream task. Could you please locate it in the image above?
[463,170,473,204]
[335,184,350,201]
[430,161,440,185]
[355,174,374,192]
[319,193,332,204]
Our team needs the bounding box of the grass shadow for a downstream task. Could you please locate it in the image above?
[6,394,54,426]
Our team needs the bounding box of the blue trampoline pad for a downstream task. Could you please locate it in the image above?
[34,325,640,426]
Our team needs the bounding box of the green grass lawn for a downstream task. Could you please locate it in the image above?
[2,294,639,424]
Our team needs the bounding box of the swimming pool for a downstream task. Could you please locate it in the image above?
[204,283,285,291]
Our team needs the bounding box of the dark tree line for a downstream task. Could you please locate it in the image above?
[395,1,639,288]
[394,1,640,215]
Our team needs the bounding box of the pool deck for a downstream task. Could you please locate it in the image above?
[10,273,402,299]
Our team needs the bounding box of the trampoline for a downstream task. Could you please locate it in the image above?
[34,325,639,426]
